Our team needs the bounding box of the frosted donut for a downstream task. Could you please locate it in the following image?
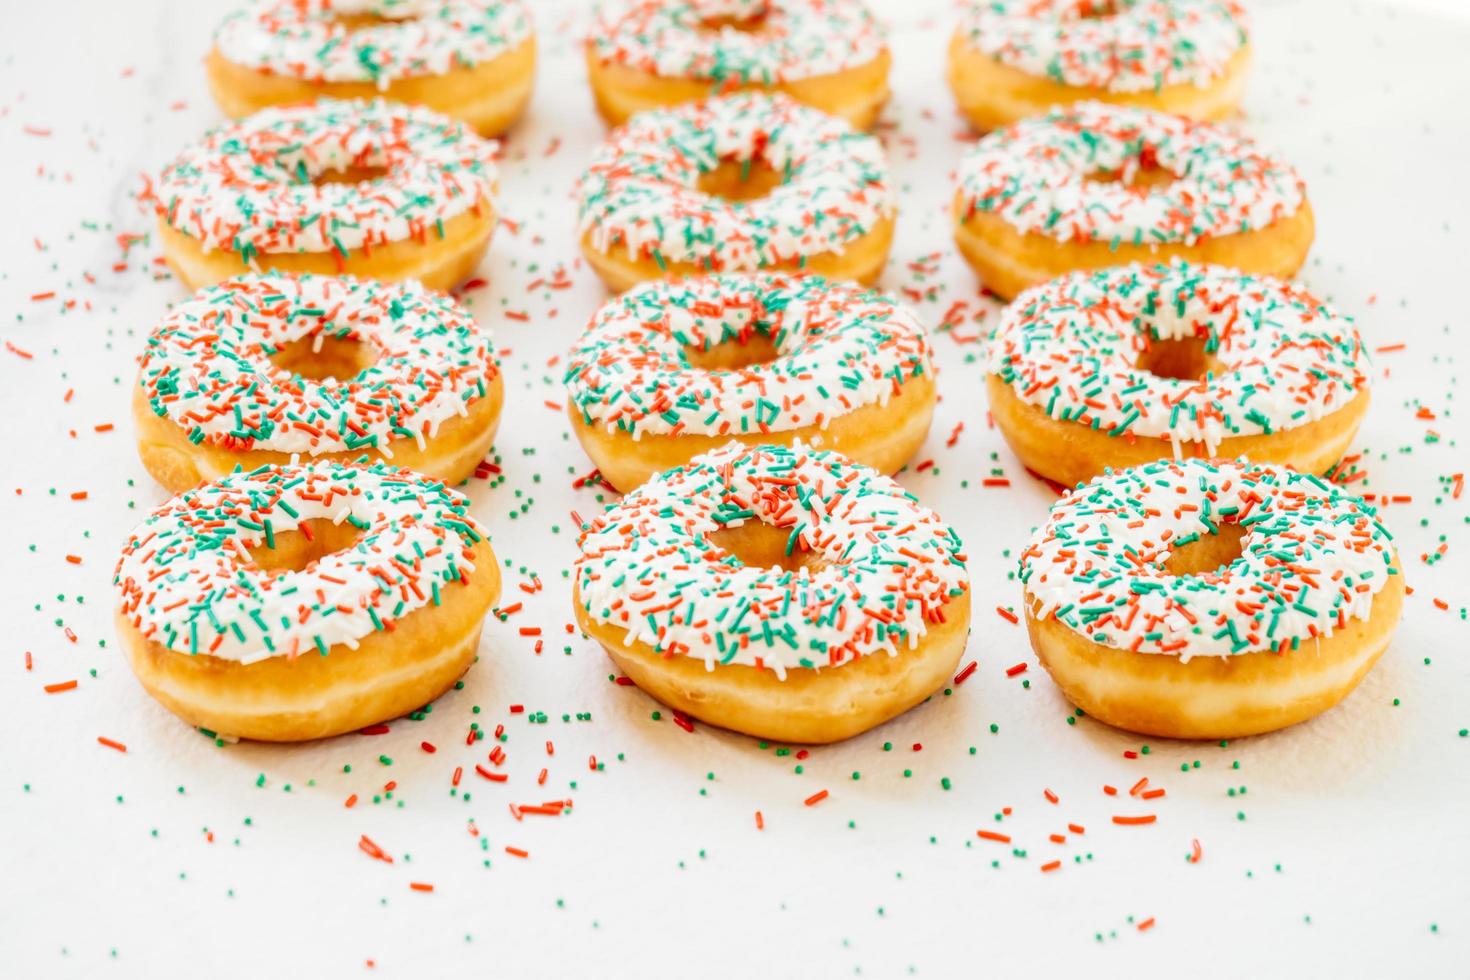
[1019,458,1403,739]
[208,0,536,136]
[154,98,497,292]
[576,92,896,292]
[952,102,1312,299]
[947,0,1250,131]
[134,272,503,493]
[573,443,971,743]
[564,273,936,492]
[987,262,1370,488]
[586,0,891,130]
[113,461,501,742]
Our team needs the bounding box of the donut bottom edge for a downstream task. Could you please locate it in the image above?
[985,375,1369,491]
[131,373,504,494]
[1023,563,1404,741]
[951,195,1314,302]
[578,214,895,295]
[568,371,936,494]
[156,208,496,294]
[575,584,972,744]
[945,30,1251,133]
[115,538,501,742]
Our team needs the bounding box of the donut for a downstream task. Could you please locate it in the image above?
[947,1,1250,131]
[154,98,498,292]
[951,102,1312,300]
[113,461,501,742]
[133,272,503,493]
[586,0,891,130]
[987,262,1370,488]
[576,91,896,292]
[564,273,936,492]
[1019,458,1404,739]
[208,0,537,136]
[573,443,972,743]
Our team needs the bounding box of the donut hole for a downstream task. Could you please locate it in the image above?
[682,328,781,370]
[331,11,417,31]
[1163,523,1247,578]
[707,521,828,574]
[246,518,363,575]
[1134,334,1223,382]
[268,333,380,382]
[695,4,770,34]
[310,164,391,187]
[697,157,786,203]
[1068,0,1124,20]
[1084,162,1177,190]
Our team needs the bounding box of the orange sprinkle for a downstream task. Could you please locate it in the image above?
[409,882,434,892]
[1137,917,1156,932]
[976,830,1011,844]
[344,794,358,808]
[995,606,1019,624]
[1043,788,1059,804]
[505,846,529,858]
[1112,815,1157,826]
[804,789,829,806]
[1068,823,1085,835]
[755,810,764,830]
[97,736,127,752]
[43,679,77,694]
[1040,860,1061,873]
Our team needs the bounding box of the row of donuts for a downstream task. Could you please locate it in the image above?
[111,0,1401,747]
[145,74,1347,489]
[204,0,1253,135]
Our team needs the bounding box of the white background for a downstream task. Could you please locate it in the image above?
[2,1,1468,976]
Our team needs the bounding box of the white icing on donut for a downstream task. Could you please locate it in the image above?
[588,0,886,84]
[1020,458,1397,660]
[565,273,933,438]
[214,0,533,87]
[955,102,1304,246]
[577,91,894,271]
[987,262,1369,453]
[155,98,497,256]
[139,272,499,456]
[956,0,1249,94]
[114,461,488,665]
[575,443,969,676]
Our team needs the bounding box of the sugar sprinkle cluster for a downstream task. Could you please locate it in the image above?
[566,273,933,438]
[575,443,969,676]
[155,98,498,257]
[214,0,533,86]
[577,91,894,271]
[957,0,1248,93]
[139,272,499,456]
[956,101,1304,246]
[988,261,1368,452]
[1020,458,1397,659]
[588,0,886,84]
[114,461,488,664]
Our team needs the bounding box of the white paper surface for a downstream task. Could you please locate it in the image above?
[2,1,1468,976]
